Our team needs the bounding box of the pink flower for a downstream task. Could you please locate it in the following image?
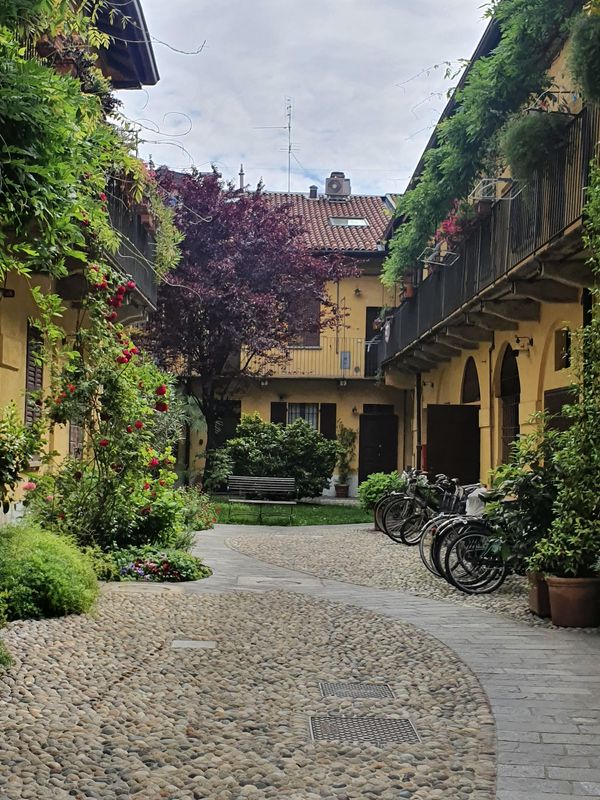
[22,481,37,491]
[45,494,54,502]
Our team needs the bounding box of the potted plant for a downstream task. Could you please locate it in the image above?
[528,318,600,628]
[335,422,357,498]
[499,111,572,184]
[485,414,563,618]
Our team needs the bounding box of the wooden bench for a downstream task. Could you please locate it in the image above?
[227,476,296,522]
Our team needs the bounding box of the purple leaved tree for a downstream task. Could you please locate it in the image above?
[145,168,356,478]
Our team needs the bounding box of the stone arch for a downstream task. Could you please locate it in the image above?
[496,345,521,463]
[461,357,481,404]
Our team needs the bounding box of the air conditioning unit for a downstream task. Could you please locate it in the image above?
[325,171,351,198]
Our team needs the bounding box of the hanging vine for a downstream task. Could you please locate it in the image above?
[383,0,582,285]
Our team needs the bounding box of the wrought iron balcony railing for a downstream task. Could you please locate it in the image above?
[267,336,380,379]
[106,179,157,309]
[379,105,600,366]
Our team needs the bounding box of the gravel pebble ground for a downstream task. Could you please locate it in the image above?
[228,526,600,630]
[0,588,495,800]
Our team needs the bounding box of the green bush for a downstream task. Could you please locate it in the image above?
[97,545,211,582]
[0,524,98,620]
[358,471,407,512]
[500,111,572,183]
[569,11,600,104]
[223,413,338,498]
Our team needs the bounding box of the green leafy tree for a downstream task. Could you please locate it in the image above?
[222,413,338,498]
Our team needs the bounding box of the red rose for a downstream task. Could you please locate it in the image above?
[126,280,136,290]
[117,285,126,296]
[159,479,165,486]
[134,420,144,429]
[116,356,129,364]
[82,218,90,227]
[148,457,159,468]
[155,384,167,396]
[143,482,151,490]
[99,192,107,202]
[126,425,133,433]
[99,438,109,447]
[130,347,139,355]
[155,401,168,413]
[67,383,76,393]
[106,311,118,322]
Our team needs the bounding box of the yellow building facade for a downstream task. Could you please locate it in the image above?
[230,182,413,495]
[377,25,596,484]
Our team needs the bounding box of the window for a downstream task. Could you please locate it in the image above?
[329,217,369,227]
[461,357,481,404]
[25,323,43,425]
[69,423,84,459]
[554,329,571,371]
[295,295,321,347]
[287,402,318,429]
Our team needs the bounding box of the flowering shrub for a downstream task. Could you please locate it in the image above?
[109,546,210,582]
[180,487,219,531]
[0,404,43,511]
[434,200,476,247]
[24,264,192,550]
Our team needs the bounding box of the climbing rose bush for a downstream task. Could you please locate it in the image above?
[25,264,191,550]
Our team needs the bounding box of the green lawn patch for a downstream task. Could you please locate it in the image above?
[213,499,371,526]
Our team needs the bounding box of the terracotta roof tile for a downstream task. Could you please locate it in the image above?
[264,191,395,254]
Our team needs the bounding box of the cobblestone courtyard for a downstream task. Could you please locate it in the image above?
[1,523,600,799]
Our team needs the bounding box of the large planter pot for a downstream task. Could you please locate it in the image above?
[334,484,349,498]
[527,572,550,618]
[546,576,600,628]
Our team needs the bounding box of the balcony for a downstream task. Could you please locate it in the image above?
[106,177,158,310]
[268,336,380,379]
[379,105,600,371]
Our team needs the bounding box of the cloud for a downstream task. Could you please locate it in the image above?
[119,0,488,196]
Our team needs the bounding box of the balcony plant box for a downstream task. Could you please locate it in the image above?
[545,576,600,628]
[527,571,550,618]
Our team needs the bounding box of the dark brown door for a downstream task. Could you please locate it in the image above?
[499,347,521,463]
[426,404,480,483]
[358,414,398,483]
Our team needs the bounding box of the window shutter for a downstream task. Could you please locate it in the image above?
[25,324,43,425]
[270,402,287,425]
[320,403,337,439]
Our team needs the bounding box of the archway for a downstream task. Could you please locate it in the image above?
[498,347,521,463]
[461,357,481,404]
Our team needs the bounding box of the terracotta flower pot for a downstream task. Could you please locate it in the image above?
[334,484,349,498]
[527,571,551,618]
[546,576,600,628]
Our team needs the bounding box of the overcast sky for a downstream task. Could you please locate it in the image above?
[119,1,488,197]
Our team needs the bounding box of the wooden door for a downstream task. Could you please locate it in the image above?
[358,414,398,483]
[426,404,480,483]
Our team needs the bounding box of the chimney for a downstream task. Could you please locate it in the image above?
[309,185,318,199]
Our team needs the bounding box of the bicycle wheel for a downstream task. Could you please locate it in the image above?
[444,527,507,595]
[374,493,401,531]
[399,506,430,545]
[419,515,463,576]
[382,496,414,542]
[431,517,469,578]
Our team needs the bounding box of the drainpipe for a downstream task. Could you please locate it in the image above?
[488,332,495,483]
[415,373,422,470]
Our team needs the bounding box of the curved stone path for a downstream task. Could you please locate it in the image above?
[189,524,600,800]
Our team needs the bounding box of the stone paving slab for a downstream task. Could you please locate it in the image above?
[190,524,600,799]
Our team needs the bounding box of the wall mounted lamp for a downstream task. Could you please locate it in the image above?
[338,379,348,387]
[259,379,269,387]
[514,336,533,352]
[351,406,358,415]
[354,287,362,296]
[422,380,434,389]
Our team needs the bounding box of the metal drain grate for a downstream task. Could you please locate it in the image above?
[309,715,419,745]
[319,682,395,699]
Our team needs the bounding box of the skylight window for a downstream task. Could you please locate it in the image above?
[329,217,369,227]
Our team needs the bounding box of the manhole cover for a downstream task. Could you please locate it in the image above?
[319,682,395,699]
[309,715,419,745]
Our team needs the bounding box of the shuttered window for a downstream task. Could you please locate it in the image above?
[270,402,287,425]
[319,403,337,439]
[25,324,43,425]
[288,402,318,429]
[69,423,84,459]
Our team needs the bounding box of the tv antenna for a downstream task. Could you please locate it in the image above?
[254,97,299,191]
